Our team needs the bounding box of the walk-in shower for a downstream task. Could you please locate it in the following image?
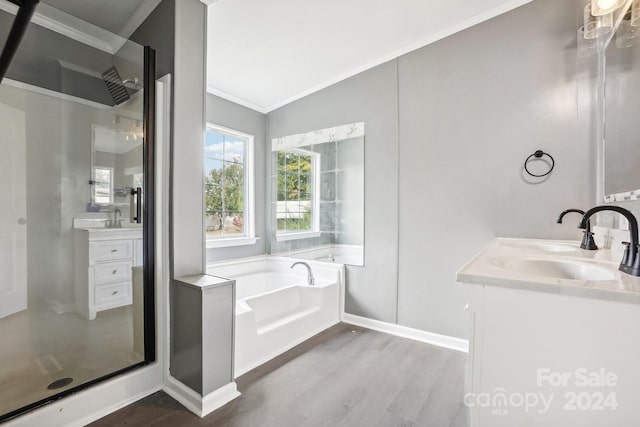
[0,0,156,421]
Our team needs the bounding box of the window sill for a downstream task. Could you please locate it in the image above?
[275,231,321,242]
[206,236,260,249]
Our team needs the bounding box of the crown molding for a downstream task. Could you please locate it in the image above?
[0,1,162,55]
[117,0,162,41]
[206,84,268,114]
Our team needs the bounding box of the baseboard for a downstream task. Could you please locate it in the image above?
[49,300,75,314]
[342,313,469,353]
[163,376,240,418]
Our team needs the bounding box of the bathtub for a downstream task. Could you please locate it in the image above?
[207,256,343,377]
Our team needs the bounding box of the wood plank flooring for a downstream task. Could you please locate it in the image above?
[90,323,468,427]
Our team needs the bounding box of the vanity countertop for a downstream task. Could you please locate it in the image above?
[74,225,143,240]
[457,238,640,304]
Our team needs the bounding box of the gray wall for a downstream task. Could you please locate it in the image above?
[0,10,115,104]
[267,0,594,338]
[0,83,116,307]
[397,0,592,338]
[267,61,400,322]
[171,0,207,278]
[206,93,267,261]
[130,0,176,80]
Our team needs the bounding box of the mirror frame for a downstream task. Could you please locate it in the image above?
[599,0,637,202]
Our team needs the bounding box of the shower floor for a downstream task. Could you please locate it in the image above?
[0,304,142,418]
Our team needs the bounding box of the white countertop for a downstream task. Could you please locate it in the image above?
[457,238,640,304]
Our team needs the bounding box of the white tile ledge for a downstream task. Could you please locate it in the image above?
[206,236,260,249]
[275,231,321,242]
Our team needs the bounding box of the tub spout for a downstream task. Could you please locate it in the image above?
[290,261,315,286]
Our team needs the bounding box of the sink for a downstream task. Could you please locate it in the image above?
[491,257,616,281]
[503,241,578,253]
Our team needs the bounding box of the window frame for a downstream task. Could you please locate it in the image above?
[204,123,257,248]
[92,166,114,205]
[275,147,321,241]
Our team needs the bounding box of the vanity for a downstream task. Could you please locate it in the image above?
[458,238,640,426]
[74,225,143,320]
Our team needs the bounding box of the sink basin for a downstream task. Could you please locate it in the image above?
[492,258,616,281]
[503,241,578,253]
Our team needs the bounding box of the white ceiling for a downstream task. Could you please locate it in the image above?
[43,0,161,38]
[206,0,533,113]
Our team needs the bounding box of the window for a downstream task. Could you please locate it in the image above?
[276,149,320,240]
[204,124,256,248]
[93,166,113,205]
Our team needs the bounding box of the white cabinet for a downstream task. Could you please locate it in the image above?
[458,239,640,427]
[74,228,143,320]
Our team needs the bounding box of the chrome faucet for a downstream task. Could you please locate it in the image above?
[557,208,597,250]
[290,261,315,285]
[105,208,122,228]
[579,205,640,276]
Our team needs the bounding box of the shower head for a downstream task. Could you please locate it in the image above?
[101,66,130,105]
[123,78,142,90]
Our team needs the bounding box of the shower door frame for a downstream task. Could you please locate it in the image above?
[0,46,157,423]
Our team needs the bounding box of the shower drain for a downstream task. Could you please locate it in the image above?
[47,378,73,390]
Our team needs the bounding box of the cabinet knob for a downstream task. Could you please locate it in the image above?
[111,249,118,253]
[17,218,26,225]
[112,291,118,295]
[112,269,117,275]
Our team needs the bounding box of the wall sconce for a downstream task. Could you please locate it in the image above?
[585,3,613,39]
[578,26,598,56]
[617,9,639,47]
[591,0,626,16]
[631,0,640,26]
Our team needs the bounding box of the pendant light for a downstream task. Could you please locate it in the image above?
[591,0,626,16]
[584,3,613,39]
[631,0,640,26]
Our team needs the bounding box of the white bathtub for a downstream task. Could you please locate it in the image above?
[207,256,343,377]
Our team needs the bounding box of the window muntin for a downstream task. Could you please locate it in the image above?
[204,125,254,242]
[276,149,319,235]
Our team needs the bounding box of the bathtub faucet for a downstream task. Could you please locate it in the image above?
[290,261,315,286]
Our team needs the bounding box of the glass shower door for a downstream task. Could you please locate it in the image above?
[0,0,155,420]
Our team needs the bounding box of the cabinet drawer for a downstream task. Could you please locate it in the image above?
[91,240,134,263]
[94,260,132,285]
[94,282,131,307]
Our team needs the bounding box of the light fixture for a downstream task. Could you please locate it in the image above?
[591,0,626,16]
[578,26,598,56]
[617,9,639,47]
[631,0,640,26]
[584,3,613,39]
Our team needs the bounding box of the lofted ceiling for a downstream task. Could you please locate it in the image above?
[206,0,534,113]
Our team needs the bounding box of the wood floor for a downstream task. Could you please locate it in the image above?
[91,323,469,427]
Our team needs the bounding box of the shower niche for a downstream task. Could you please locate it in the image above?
[270,123,365,266]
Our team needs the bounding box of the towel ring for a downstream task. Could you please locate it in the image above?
[524,150,554,177]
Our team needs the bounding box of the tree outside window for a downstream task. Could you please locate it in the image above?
[276,149,318,233]
[204,126,252,240]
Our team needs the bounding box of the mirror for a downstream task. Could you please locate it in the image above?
[270,123,365,266]
[90,94,144,217]
[603,4,640,200]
